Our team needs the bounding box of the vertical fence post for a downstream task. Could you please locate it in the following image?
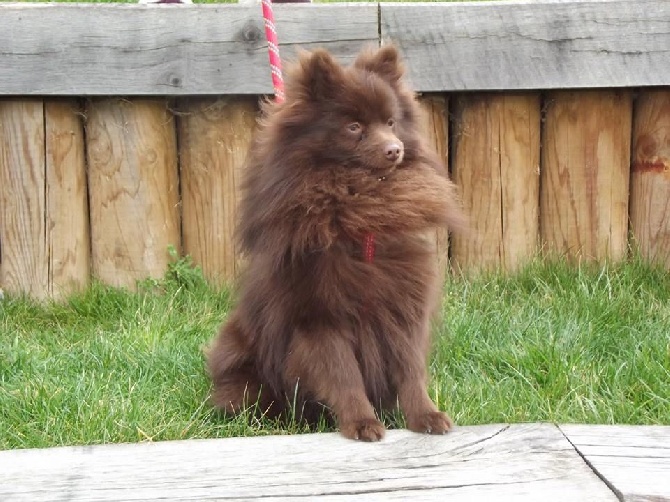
[541,90,632,262]
[178,97,258,285]
[86,98,180,289]
[0,100,48,298]
[418,94,451,277]
[45,99,90,298]
[451,93,541,273]
[630,90,670,268]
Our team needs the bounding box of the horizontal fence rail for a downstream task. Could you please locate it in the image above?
[0,1,669,299]
[382,0,670,92]
[0,1,668,95]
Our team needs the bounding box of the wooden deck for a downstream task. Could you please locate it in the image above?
[1,424,668,501]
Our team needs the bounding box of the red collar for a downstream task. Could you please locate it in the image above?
[363,233,376,263]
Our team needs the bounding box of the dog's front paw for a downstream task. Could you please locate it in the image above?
[407,411,453,435]
[340,418,386,442]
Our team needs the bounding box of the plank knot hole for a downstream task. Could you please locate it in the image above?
[238,20,262,44]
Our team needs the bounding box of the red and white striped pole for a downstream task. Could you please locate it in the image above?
[261,0,285,103]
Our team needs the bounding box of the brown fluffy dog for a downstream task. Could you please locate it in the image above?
[206,45,464,441]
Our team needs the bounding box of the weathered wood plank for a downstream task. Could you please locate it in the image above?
[560,424,670,501]
[540,90,632,261]
[630,90,670,269]
[0,425,617,501]
[1,1,668,95]
[45,99,90,298]
[0,99,48,299]
[418,94,451,278]
[451,93,540,272]
[0,3,379,96]
[0,99,90,299]
[178,97,257,284]
[85,98,180,288]
[382,0,670,91]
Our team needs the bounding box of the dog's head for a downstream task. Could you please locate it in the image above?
[272,45,421,174]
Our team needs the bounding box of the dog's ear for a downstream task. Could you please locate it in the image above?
[288,49,343,101]
[354,44,404,84]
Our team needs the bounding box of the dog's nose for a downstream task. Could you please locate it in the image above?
[384,143,403,162]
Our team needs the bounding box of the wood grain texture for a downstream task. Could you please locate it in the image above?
[418,94,450,278]
[540,90,632,262]
[45,99,90,298]
[560,424,670,502]
[0,3,378,96]
[451,93,541,272]
[382,0,670,92]
[0,99,48,298]
[2,1,668,95]
[630,90,670,268]
[85,98,180,289]
[178,97,257,285]
[0,425,618,501]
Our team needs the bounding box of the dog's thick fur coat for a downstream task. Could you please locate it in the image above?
[206,45,463,441]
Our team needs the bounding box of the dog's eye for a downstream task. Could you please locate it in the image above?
[387,119,395,128]
[347,122,362,133]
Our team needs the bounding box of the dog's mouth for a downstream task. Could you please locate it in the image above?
[373,164,397,181]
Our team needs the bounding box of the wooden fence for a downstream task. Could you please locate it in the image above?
[0,1,669,299]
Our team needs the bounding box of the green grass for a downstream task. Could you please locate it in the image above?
[436,258,670,425]
[1,254,669,450]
